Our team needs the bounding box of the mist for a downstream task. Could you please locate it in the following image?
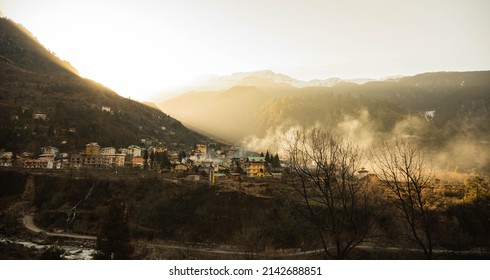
[160,71,490,174]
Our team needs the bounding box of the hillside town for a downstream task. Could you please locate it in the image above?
[0,141,284,182]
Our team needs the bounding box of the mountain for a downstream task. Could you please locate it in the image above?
[187,70,376,92]
[161,70,490,173]
[0,18,208,152]
[0,18,78,75]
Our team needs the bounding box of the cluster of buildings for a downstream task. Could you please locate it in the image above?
[0,141,285,179]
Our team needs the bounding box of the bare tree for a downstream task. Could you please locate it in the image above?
[283,128,376,259]
[371,139,436,259]
[232,226,269,259]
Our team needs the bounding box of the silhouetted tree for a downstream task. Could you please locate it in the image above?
[272,154,280,169]
[149,150,155,169]
[372,139,437,259]
[96,198,133,260]
[265,151,270,163]
[143,149,149,169]
[283,128,376,259]
[157,151,172,169]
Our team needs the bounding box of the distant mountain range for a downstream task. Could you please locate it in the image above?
[188,70,385,92]
[161,70,490,173]
[0,18,208,152]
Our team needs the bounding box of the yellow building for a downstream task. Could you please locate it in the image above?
[85,142,101,155]
[196,144,207,154]
[247,157,266,177]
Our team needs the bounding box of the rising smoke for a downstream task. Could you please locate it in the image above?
[240,107,490,174]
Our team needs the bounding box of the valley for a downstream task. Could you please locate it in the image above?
[0,15,489,261]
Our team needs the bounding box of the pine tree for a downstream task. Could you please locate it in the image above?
[273,154,280,168]
[150,150,155,168]
[96,198,133,259]
[159,152,172,169]
[265,151,270,163]
[143,149,149,169]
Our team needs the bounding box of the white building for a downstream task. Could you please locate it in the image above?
[101,147,116,155]
[128,145,142,157]
[41,146,59,155]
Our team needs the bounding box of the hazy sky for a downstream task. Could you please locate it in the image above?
[1,0,489,101]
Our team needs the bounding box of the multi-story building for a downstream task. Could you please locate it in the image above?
[247,156,266,177]
[41,146,59,155]
[101,147,116,155]
[196,144,207,155]
[0,152,13,167]
[85,142,101,155]
[69,154,83,169]
[131,156,144,168]
[23,158,52,169]
[128,145,142,157]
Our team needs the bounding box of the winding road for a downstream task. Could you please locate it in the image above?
[22,215,96,240]
[22,214,319,257]
[22,214,485,258]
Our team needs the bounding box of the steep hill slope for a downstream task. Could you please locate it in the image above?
[0,18,77,75]
[0,18,207,152]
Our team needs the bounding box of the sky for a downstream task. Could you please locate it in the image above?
[0,0,489,101]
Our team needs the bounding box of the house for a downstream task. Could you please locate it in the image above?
[84,154,103,168]
[153,146,167,153]
[0,152,13,167]
[41,146,59,155]
[101,106,111,112]
[85,142,101,155]
[174,164,188,172]
[69,153,83,169]
[168,152,180,164]
[23,158,52,169]
[118,148,130,155]
[131,156,145,167]
[247,156,266,177]
[196,144,207,155]
[38,153,56,169]
[33,113,47,120]
[101,147,116,155]
[114,154,126,167]
[18,152,34,161]
[185,175,200,181]
[128,145,142,157]
[357,167,369,178]
[55,153,69,169]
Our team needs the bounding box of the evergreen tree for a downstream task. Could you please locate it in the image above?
[272,154,280,168]
[159,151,172,169]
[150,150,155,168]
[265,151,270,163]
[96,198,133,259]
[143,149,149,169]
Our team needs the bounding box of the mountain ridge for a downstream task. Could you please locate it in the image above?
[161,70,490,172]
[0,17,208,152]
